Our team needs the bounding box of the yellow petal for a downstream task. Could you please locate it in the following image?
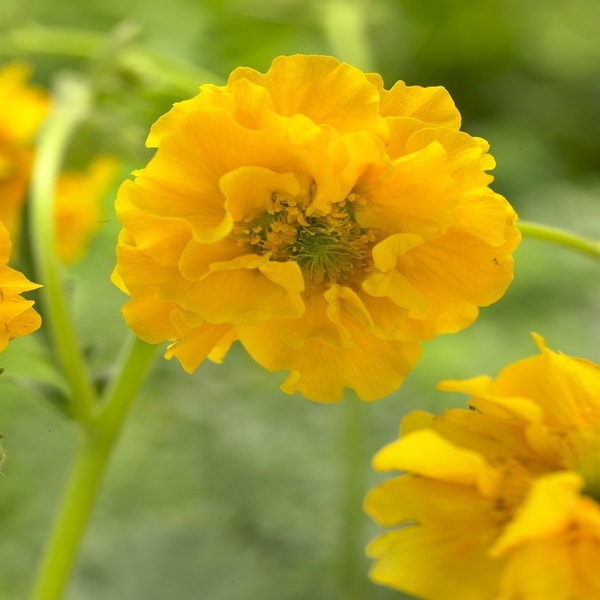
[494,335,600,431]
[407,127,494,186]
[239,306,421,401]
[393,227,516,337]
[115,181,191,266]
[365,476,503,600]
[121,289,179,344]
[373,429,501,497]
[356,141,460,238]
[168,254,305,326]
[114,242,177,294]
[497,536,600,600]
[178,237,245,281]
[452,187,519,247]
[229,55,388,139]
[165,313,235,373]
[362,234,429,312]
[220,166,301,222]
[375,77,462,128]
[490,471,585,556]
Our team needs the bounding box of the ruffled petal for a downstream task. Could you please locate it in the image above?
[407,127,495,186]
[239,296,421,401]
[220,166,301,221]
[356,141,460,238]
[362,233,429,312]
[121,289,179,344]
[373,77,462,128]
[229,55,388,138]
[165,313,235,373]
[393,227,516,337]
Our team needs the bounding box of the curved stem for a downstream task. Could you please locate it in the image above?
[31,336,158,600]
[518,220,600,260]
[29,74,96,422]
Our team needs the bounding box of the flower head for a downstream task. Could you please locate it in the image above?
[54,156,119,263]
[0,221,41,352]
[0,63,49,242]
[365,335,600,599]
[113,54,519,402]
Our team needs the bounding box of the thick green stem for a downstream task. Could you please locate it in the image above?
[29,74,96,422]
[31,336,158,600]
[518,220,600,260]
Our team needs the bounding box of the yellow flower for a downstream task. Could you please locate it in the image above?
[0,63,49,242]
[0,221,41,352]
[365,335,600,600]
[112,54,520,402]
[54,156,119,263]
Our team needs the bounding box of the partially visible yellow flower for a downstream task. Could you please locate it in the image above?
[0,63,49,240]
[54,156,119,263]
[112,54,519,402]
[0,221,41,352]
[365,335,600,600]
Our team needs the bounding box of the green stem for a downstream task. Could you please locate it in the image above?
[1,24,223,92]
[518,220,600,260]
[29,74,96,422]
[336,396,370,599]
[31,336,158,600]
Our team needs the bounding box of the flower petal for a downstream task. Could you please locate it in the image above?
[239,300,421,402]
[230,55,388,138]
[356,141,460,238]
[365,476,503,600]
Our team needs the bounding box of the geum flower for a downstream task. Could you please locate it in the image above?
[365,334,600,600]
[0,62,49,245]
[112,54,520,402]
[54,156,119,263]
[0,221,41,352]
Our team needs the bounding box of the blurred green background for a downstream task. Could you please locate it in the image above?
[1,0,600,598]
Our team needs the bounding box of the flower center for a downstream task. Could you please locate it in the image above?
[233,191,380,287]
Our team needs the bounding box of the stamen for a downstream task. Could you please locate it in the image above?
[232,191,380,287]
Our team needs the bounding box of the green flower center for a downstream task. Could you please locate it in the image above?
[233,192,380,287]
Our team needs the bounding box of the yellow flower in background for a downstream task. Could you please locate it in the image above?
[0,63,49,241]
[113,54,520,402]
[365,335,600,600]
[54,156,119,263]
[0,221,41,352]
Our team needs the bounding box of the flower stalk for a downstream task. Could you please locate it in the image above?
[28,71,159,600]
[28,73,96,422]
[518,219,600,260]
[31,336,157,600]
